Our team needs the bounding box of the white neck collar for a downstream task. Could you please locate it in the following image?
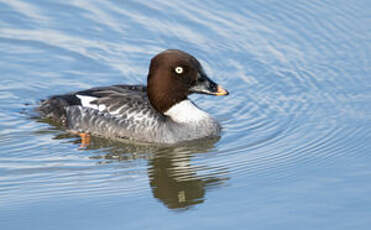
[164,100,210,123]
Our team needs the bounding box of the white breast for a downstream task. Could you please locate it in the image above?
[164,99,210,123]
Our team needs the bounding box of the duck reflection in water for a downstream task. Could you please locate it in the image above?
[148,145,228,210]
[51,132,229,210]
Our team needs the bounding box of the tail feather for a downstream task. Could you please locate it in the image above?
[37,94,80,125]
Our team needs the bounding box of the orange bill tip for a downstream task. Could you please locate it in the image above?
[215,85,229,96]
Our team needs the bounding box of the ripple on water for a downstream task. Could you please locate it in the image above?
[0,0,370,212]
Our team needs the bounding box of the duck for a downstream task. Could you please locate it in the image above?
[38,49,229,144]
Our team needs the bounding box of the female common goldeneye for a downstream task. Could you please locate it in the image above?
[38,49,229,144]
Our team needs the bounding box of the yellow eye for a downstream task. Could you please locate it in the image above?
[175,66,183,74]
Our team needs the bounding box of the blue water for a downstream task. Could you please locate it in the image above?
[1,0,371,229]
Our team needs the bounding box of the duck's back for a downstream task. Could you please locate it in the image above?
[38,85,167,142]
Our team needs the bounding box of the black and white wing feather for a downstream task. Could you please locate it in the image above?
[38,85,165,142]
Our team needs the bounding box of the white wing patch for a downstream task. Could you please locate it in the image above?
[76,95,105,111]
[98,104,106,111]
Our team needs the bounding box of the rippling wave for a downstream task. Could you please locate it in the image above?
[0,0,370,213]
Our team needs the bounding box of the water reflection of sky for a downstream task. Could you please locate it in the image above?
[1,0,371,229]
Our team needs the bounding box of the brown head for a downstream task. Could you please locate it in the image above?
[147,49,228,114]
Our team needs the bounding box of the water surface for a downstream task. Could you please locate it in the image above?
[1,0,371,229]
